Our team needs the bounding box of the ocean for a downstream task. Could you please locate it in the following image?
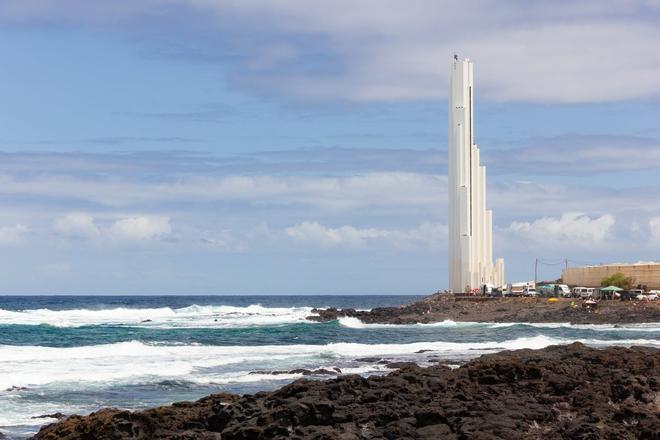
[1,295,659,439]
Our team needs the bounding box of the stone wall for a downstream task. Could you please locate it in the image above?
[562,263,660,289]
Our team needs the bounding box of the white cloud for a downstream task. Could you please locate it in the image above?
[649,217,660,242]
[184,0,660,103]
[107,216,171,240]
[0,224,28,244]
[15,169,660,239]
[53,213,101,239]
[53,213,171,242]
[1,0,660,102]
[199,229,250,252]
[285,222,385,248]
[284,221,446,250]
[0,172,445,212]
[507,213,615,245]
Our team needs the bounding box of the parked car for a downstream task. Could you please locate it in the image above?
[481,284,495,296]
[620,291,635,301]
[540,284,571,297]
[557,284,571,297]
[628,289,645,300]
[523,286,538,297]
[572,287,594,299]
[505,282,534,297]
[490,289,503,297]
[636,290,659,300]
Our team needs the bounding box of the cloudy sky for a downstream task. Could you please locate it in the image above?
[1,0,660,294]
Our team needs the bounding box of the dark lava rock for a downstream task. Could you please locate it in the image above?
[384,361,419,369]
[5,386,28,392]
[305,368,337,376]
[250,368,339,376]
[355,357,381,363]
[32,343,659,440]
[32,413,65,420]
[307,294,660,325]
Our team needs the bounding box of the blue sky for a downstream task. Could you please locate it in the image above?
[1,0,660,294]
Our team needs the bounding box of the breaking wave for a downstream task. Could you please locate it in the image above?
[2,335,657,391]
[338,317,660,332]
[0,304,316,328]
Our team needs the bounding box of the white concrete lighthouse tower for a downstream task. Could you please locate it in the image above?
[448,56,504,293]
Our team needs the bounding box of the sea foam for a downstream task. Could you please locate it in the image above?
[338,317,466,329]
[339,317,660,332]
[0,304,316,328]
[2,335,658,431]
[2,336,658,391]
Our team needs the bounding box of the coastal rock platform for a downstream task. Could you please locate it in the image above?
[32,343,659,439]
[308,295,660,325]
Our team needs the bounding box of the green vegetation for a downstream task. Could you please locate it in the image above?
[600,272,635,290]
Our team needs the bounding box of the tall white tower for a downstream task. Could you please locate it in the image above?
[448,56,504,293]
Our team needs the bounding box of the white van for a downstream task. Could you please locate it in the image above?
[572,287,594,298]
[523,286,538,297]
[557,284,571,297]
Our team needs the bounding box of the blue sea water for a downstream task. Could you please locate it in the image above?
[0,295,659,439]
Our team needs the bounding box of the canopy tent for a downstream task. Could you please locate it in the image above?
[598,285,623,300]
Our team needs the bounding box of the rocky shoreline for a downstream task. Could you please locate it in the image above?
[31,343,659,439]
[308,295,660,325]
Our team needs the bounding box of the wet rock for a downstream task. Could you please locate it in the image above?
[355,357,381,363]
[32,413,65,420]
[306,369,338,376]
[249,368,339,376]
[384,361,419,369]
[5,386,28,392]
[306,294,660,325]
[32,343,659,440]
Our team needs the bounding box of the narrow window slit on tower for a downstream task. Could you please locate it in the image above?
[468,85,472,236]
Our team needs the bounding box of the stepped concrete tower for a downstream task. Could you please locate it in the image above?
[448,56,504,293]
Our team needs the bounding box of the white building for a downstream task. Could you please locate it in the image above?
[448,56,504,292]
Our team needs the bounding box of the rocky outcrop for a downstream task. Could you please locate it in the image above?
[249,368,341,376]
[32,413,65,420]
[32,343,659,439]
[308,295,660,324]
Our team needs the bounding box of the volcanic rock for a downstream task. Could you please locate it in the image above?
[4,386,28,392]
[250,368,339,376]
[32,413,65,420]
[308,294,660,325]
[355,357,381,363]
[32,343,659,439]
[384,361,419,369]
